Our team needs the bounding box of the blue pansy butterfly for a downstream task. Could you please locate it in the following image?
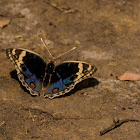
[6,41,97,99]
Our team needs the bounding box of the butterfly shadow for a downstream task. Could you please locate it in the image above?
[10,70,99,98]
[58,77,99,98]
[10,70,34,95]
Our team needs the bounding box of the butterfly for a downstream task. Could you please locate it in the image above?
[6,45,97,99]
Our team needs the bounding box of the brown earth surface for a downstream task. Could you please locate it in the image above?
[0,0,140,140]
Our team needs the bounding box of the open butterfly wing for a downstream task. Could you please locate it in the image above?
[45,61,97,99]
[6,48,46,96]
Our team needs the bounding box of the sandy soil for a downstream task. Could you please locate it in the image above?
[0,0,140,139]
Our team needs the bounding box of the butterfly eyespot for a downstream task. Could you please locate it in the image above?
[52,88,59,93]
[30,82,36,89]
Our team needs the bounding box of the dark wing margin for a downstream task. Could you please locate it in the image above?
[6,48,47,96]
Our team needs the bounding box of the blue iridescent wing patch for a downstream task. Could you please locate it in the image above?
[6,48,46,96]
[44,61,97,99]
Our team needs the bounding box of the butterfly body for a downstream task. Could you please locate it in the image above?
[6,48,97,99]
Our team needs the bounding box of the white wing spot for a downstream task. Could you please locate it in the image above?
[12,49,16,55]
[18,51,26,63]
[14,51,26,71]
[87,65,92,71]
[74,63,83,81]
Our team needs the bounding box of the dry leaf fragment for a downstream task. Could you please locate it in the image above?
[108,61,117,66]
[117,72,140,81]
[0,18,10,28]
[44,1,77,13]
[15,35,23,38]
[12,88,17,91]
[75,40,80,45]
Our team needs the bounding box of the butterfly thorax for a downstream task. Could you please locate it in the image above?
[45,61,55,74]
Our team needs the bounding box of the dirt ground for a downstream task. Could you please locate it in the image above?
[0,0,140,139]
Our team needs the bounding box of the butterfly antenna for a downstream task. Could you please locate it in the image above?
[41,38,54,60]
[54,47,76,59]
